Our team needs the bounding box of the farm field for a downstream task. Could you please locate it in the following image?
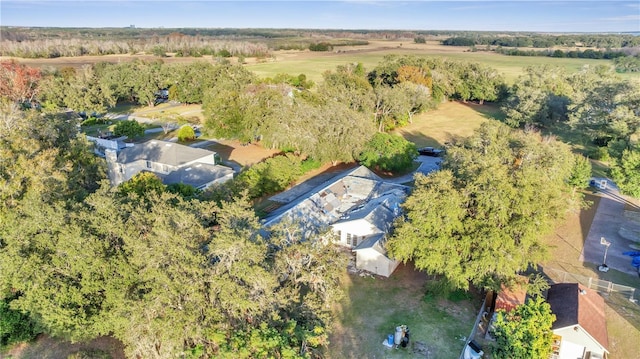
[3,40,637,85]
[246,40,636,84]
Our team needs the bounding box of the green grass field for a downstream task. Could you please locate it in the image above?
[329,264,477,359]
[393,101,501,146]
[246,44,637,84]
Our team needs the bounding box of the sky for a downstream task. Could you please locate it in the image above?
[1,1,639,33]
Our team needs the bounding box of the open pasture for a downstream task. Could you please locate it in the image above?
[246,40,631,84]
[3,40,635,85]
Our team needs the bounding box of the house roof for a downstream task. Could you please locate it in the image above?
[333,190,405,232]
[162,163,233,189]
[117,140,214,166]
[353,233,387,254]
[262,166,408,235]
[547,283,609,350]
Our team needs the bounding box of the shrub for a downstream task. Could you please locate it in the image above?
[167,183,199,199]
[177,125,196,141]
[0,297,40,348]
[217,49,232,58]
[309,42,332,52]
[587,146,610,162]
[113,120,144,139]
[300,158,321,173]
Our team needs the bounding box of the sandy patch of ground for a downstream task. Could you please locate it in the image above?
[4,335,125,359]
[208,139,281,167]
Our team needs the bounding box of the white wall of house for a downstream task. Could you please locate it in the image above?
[331,219,380,248]
[553,326,607,358]
[354,248,399,277]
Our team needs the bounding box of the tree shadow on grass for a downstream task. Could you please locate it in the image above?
[396,131,447,148]
[459,101,506,122]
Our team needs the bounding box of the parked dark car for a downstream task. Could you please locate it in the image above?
[418,147,444,157]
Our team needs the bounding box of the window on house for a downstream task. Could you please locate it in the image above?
[346,233,352,246]
[352,237,358,247]
[146,161,152,169]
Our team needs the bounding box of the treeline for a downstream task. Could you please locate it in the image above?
[495,47,626,60]
[0,35,270,58]
[442,33,640,48]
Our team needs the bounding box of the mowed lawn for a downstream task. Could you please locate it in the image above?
[394,101,501,147]
[329,263,477,359]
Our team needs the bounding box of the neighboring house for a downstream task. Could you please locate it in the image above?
[263,165,409,277]
[547,283,609,359]
[104,140,234,190]
[85,134,129,155]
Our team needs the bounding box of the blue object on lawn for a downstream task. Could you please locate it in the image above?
[623,251,640,257]
[388,334,394,345]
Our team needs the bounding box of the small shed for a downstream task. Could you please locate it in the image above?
[352,234,399,277]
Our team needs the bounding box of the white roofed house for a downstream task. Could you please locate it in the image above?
[103,140,234,190]
[263,165,408,277]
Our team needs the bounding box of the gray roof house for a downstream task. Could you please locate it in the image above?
[104,140,234,190]
[263,166,409,277]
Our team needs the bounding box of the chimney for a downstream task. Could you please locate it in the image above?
[105,149,124,186]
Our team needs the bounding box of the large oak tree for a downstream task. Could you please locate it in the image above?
[387,122,581,290]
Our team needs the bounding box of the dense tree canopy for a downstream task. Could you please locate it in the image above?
[502,65,573,128]
[0,107,346,358]
[387,123,581,290]
[610,146,640,198]
[0,60,41,105]
[358,132,418,173]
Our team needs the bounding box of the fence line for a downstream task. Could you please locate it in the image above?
[458,296,487,359]
[544,267,639,303]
